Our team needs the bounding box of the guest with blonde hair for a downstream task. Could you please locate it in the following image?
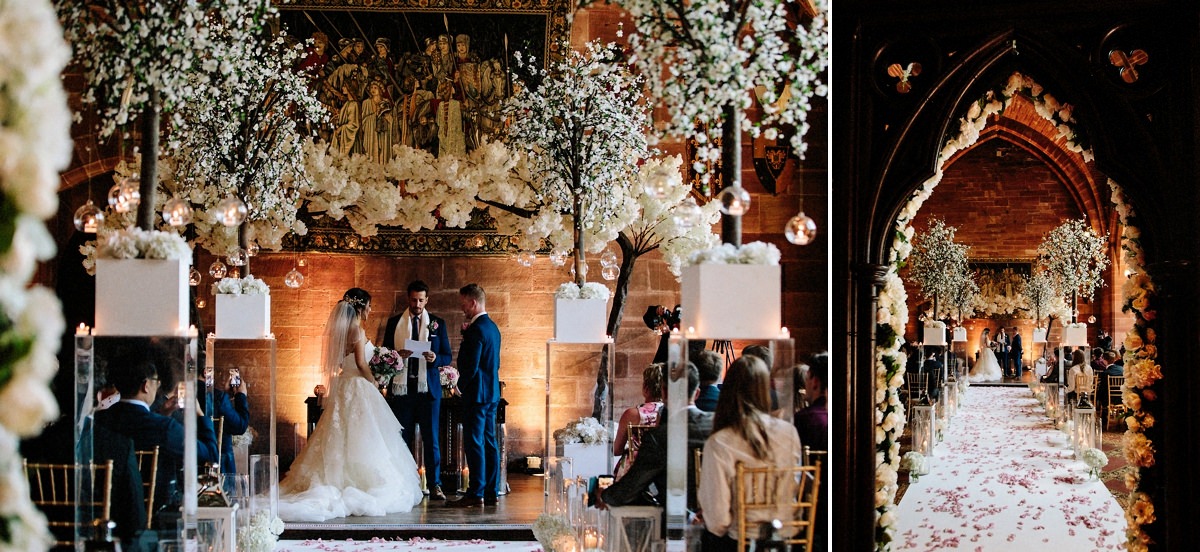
[613,363,665,479]
[697,355,803,552]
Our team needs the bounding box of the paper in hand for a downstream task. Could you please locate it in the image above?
[405,338,432,354]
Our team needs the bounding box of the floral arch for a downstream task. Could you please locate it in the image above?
[871,73,1162,551]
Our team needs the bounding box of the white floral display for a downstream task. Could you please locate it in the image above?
[871,73,1154,550]
[58,0,276,139]
[215,276,270,296]
[1036,218,1110,308]
[0,1,72,548]
[552,417,609,446]
[87,227,192,275]
[166,23,327,255]
[1109,180,1159,552]
[905,218,970,315]
[944,271,979,321]
[1020,270,1070,326]
[688,241,781,266]
[500,41,649,282]
[618,0,829,178]
[555,283,611,301]
[236,509,284,552]
[532,513,574,552]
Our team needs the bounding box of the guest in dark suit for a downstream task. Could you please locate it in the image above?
[447,283,502,507]
[919,348,943,401]
[599,362,713,513]
[1010,327,1024,377]
[382,279,454,500]
[210,371,250,474]
[694,350,724,412]
[996,327,1011,378]
[95,352,219,519]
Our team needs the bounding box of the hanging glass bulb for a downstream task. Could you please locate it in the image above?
[246,242,260,257]
[209,261,228,279]
[643,164,675,199]
[1087,315,1097,324]
[784,211,819,245]
[568,263,589,280]
[717,185,751,216]
[107,175,141,213]
[216,195,248,227]
[673,197,703,230]
[284,268,304,288]
[196,298,207,309]
[601,264,619,281]
[226,247,248,267]
[297,254,307,267]
[517,251,536,267]
[549,247,570,267]
[161,196,193,227]
[73,200,104,233]
[188,268,202,286]
[600,247,618,268]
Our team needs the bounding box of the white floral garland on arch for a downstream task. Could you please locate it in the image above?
[872,72,1158,550]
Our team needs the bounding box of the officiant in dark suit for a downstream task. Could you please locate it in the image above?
[1009,326,1024,377]
[382,280,453,500]
[447,283,502,507]
[996,327,1012,378]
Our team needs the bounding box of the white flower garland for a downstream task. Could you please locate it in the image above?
[0,1,72,548]
[872,73,1155,550]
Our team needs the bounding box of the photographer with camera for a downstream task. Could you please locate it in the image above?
[643,305,682,363]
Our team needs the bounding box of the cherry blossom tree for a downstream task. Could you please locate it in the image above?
[1036,219,1110,322]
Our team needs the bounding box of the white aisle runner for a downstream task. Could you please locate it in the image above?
[894,387,1125,551]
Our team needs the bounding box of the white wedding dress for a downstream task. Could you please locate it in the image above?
[968,338,1003,382]
[278,340,423,521]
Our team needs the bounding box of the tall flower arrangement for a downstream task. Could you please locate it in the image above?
[1020,270,1067,329]
[904,218,969,319]
[944,270,979,322]
[0,0,73,548]
[499,41,650,284]
[167,27,327,257]
[57,0,276,229]
[1036,218,1110,321]
[617,0,829,181]
[1109,181,1159,551]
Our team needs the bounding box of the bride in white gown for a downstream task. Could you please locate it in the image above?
[968,327,1002,382]
[278,288,424,521]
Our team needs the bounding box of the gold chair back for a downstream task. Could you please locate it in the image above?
[905,373,929,414]
[134,446,160,529]
[1107,375,1126,429]
[734,460,822,552]
[803,445,828,468]
[214,416,225,472]
[627,423,654,458]
[24,459,113,546]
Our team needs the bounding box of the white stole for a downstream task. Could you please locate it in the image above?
[390,309,432,394]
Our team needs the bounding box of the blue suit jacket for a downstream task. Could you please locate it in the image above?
[212,389,250,473]
[457,313,501,404]
[383,312,454,387]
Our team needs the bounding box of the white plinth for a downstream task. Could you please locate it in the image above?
[554,297,609,343]
[952,327,967,342]
[216,293,271,338]
[1064,324,1088,347]
[923,324,947,346]
[681,264,781,339]
[556,441,611,479]
[1033,327,1048,343]
[95,258,189,336]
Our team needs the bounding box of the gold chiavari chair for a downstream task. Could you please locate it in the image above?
[24,459,113,547]
[134,447,159,529]
[734,460,822,552]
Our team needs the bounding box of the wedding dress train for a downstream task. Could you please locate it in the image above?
[968,345,1003,382]
[278,341,423,521]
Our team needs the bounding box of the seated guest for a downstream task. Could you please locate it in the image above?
[694,350,724,412]
[794,353,828,552]
[1039,352,1061,383]
[1064,349,1090,404]
[1096,351,1123,412]
[698,355,803,552]
[599,363,714,512]
[918,348,943,401]
[1090,347,1107,372]
[614,363,665,479]
[210,369,250,474]
[741,344,772,368]
[1106,350,1124,374]
[95,353,219,522]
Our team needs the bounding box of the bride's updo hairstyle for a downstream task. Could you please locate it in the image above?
[342,288,372,315]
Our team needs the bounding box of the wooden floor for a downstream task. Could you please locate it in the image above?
[280,473,545,541]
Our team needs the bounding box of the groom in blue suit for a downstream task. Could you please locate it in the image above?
[383,279,454,500]
[447,283,502,507]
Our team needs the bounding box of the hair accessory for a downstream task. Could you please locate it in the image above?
[343,295,368,309]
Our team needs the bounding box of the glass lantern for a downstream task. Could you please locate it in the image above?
[1044,382,1060,425]
[911,400,936,457]
[943,378,957,419]
[1073,394,1100,457]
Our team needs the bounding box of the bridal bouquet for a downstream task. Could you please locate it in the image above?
[553,416,609,445]
[555,282,611,300]
[439,365,460,388]
[369,346,403,380]
[214,275,269,295]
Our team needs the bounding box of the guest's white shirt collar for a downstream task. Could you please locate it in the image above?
[470,311,487,324]
[120,398,151,411]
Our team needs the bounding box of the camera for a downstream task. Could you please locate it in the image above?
[643,305,682,333]
[230,368,242,387]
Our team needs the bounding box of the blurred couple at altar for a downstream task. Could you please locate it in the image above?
[968,326,1023,382]
[278,282,503,521]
